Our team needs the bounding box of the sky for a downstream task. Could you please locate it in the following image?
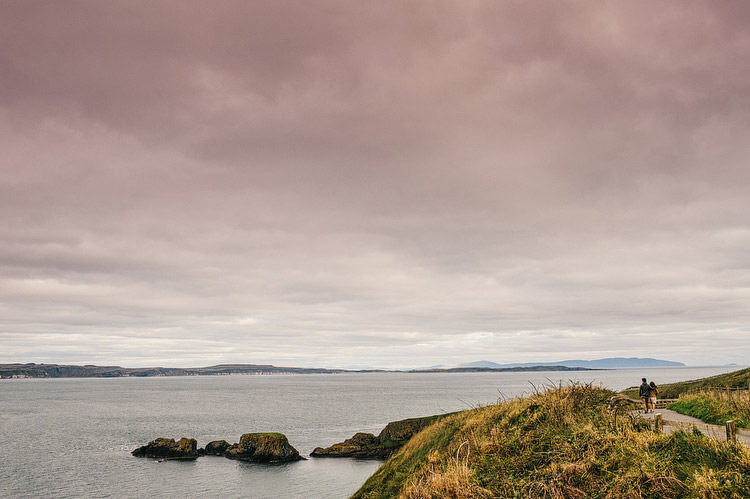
[1,1,749,368]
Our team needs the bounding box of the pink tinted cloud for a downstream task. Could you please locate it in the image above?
[1,1,750,366]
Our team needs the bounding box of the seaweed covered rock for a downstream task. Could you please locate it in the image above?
[203,440,230,456]
[131,437,200,459]
[311,432,382,458]
[224,433,303,462]
[311,414,451,459]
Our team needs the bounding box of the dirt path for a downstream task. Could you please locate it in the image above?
[633,409,750,446]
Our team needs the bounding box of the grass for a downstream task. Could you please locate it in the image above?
[352,384,750,499]
[622,367,750,399]
[669,390,750,429]
[354,414,466,498]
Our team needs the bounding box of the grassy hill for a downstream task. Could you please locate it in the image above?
[622,367,750,399]
[352,384,750,498]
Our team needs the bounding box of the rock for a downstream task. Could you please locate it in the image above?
[224,433,303,462]
[132,433,304,463]
[131,437,200,459]
[203,440,231,455]
[311,432,382,458]
[379,416,437,443]
[311,414,451,459]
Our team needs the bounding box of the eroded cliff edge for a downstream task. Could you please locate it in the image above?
[311,413,454,459]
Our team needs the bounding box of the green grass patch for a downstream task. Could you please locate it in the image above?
[669,391,750,429]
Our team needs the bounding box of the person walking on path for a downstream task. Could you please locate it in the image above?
[639,378,651,413]
[649,381,658,413]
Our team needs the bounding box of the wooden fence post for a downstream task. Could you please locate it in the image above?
[654,413,663,433]
[726,420,737,442]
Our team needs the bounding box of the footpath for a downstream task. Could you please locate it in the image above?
[634,408,750,447]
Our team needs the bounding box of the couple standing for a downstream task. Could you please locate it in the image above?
[639,378,658,413]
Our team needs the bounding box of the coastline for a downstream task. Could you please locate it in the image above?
[0,362,601,379]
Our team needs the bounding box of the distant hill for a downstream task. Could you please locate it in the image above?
[0,363,347,378]
[409,365,595,373]
[461,357,685,369]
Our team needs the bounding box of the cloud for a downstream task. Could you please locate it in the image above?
[1,1,749,367]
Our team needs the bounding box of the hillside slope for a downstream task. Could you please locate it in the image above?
[353,385,750,498]
[622,367,750,399]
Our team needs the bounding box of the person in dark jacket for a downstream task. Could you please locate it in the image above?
[639,378,651,413]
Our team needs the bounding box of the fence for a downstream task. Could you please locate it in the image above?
[652,413,750,443]
[680,382,750,397]
[654,398,677,408]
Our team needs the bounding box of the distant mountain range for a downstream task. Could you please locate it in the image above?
[460,357,685,369]
[0,357,686,379]
[1,362,599,379]
[409,365,595,373]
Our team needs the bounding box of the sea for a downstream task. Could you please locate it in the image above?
[0,366,739,499]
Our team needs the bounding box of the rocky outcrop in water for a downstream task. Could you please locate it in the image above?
[131,437,200,459]
[311,414,452,459]
[311,432,383,458]
[203,440,231,456]
[132,433,302,462]
[224,433,303,462]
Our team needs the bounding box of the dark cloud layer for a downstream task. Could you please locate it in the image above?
[1,1,749,367]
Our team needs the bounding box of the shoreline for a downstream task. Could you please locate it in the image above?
[0,362,603,379]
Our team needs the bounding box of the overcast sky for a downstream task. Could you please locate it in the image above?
[1,1,749,368]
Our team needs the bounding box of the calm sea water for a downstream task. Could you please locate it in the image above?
[0,366,739,498]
